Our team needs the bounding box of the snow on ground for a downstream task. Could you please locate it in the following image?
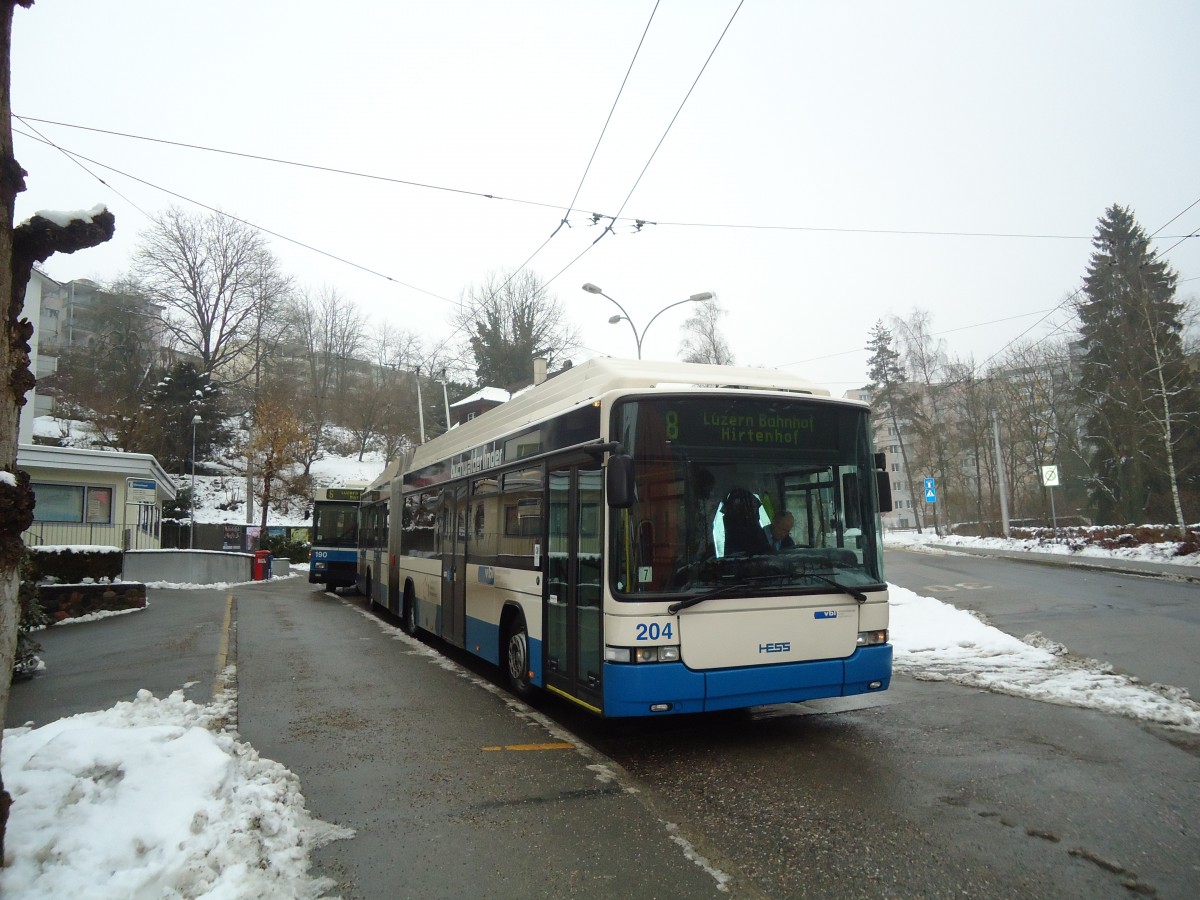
[886,527,1199,566]
[188,452,387,529]
[1,690,351,899]
[4,548,1198,897]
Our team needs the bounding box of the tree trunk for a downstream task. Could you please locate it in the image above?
[0,0,114,859]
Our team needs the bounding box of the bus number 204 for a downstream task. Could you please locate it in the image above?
[635,622,674,641]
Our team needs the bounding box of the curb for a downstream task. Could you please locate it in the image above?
[913,543,1200,584]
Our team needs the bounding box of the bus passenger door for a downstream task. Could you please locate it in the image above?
[439,483,468,647]
[545,462,604,710]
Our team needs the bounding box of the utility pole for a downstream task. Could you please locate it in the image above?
[415,365,426,443]
[991,410,1010,538]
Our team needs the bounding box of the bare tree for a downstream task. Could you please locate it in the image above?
[865,320,922,531]
[1,0,114,856]
[348,322,422,461]
[891,309,951,534]
[287,286,367,473]
[248,378,313,532]
[679,297,734,365]
[132,206,290,382]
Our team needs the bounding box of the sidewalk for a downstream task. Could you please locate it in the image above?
[921,541,1200,583]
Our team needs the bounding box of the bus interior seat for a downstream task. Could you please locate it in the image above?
[721,488,772,556]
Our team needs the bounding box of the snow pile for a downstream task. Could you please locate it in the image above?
[1,690,352,899]
[20,205,108,228]
[889,584,1200,731]
[886,528,1199,566]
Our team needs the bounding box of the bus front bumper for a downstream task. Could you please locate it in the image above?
[600,644,892,717]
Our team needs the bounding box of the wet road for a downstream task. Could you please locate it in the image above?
[8,566,1199,898]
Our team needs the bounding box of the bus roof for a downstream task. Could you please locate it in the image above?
[409,357,841,474]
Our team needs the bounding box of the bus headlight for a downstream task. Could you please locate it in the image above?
[856,629,888,646]
[606,645,681,663]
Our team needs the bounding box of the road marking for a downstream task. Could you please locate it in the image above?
[213,591,235,700]
[482,742,576,752]
[345,600,742,894]
[923,582,992,592]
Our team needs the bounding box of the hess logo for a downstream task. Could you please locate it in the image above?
[758,642,791,653]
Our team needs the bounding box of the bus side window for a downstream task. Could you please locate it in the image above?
[499,466,543,570]
[471,476,499,564]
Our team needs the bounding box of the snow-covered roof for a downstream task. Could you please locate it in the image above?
[450,387,510,407]
[18,444,177,502]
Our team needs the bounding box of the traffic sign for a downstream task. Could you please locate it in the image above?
[925,487,937,503]
[1041,465,1059,487]
[923,477,936,491]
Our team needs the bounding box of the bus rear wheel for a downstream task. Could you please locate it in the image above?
[504,614,533,699]
[401,587,418,636]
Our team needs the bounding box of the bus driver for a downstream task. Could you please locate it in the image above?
[764,511,796,551]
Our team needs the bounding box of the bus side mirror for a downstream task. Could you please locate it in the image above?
[876,470,893,513]
[606,454,635,509]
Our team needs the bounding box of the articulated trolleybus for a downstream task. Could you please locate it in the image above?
[309,485,365,589]
[357,358,893,717]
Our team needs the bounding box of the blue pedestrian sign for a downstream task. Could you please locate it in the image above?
[923,477,936,503]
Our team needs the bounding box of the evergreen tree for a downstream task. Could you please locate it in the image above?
[1076,205,1198,529]
[142,362,226,472]
[454,270,578,387]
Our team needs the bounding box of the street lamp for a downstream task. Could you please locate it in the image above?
[190,415,202,549]
[581,283,712,359]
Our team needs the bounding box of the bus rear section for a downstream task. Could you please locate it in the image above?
[309,487,363,589]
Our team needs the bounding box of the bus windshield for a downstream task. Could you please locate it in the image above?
[609,395,884,598]
[312,501,360,548]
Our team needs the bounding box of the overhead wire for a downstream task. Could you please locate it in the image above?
[583,0,747,252]
[28,116,1200,243]
[13,125,458,306]
[775,196,1200,379]
[16,114,1197,379]
[974,194,1200,372]
[421,1,663,364]
[17,117,155,221]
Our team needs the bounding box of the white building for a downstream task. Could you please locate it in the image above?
[18,268,176,550]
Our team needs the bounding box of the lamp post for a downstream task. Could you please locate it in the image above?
[190,415,202,549]
[581,283,712,359]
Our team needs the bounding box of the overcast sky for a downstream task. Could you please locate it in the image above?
[11,1,1200,390]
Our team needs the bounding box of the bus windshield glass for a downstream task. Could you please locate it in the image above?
[312,501,360,548]
[609,395,884,598]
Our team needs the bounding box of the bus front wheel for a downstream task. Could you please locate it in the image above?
[504,614,533,699]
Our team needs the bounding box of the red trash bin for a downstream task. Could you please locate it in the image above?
[253,550,272,581]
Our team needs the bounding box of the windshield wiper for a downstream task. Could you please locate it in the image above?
[667,583,744,615]
[801,570,868,603]
[666,571,793,614]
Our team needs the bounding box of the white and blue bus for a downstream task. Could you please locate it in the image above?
[357,358,893,717]
[308,485,365,589]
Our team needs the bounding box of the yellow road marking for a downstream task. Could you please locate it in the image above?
[481,742,575,752]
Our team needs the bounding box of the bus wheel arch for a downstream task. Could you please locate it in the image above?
[387,566,400,616]
[401,580,418,636]
[501,604,533,699]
